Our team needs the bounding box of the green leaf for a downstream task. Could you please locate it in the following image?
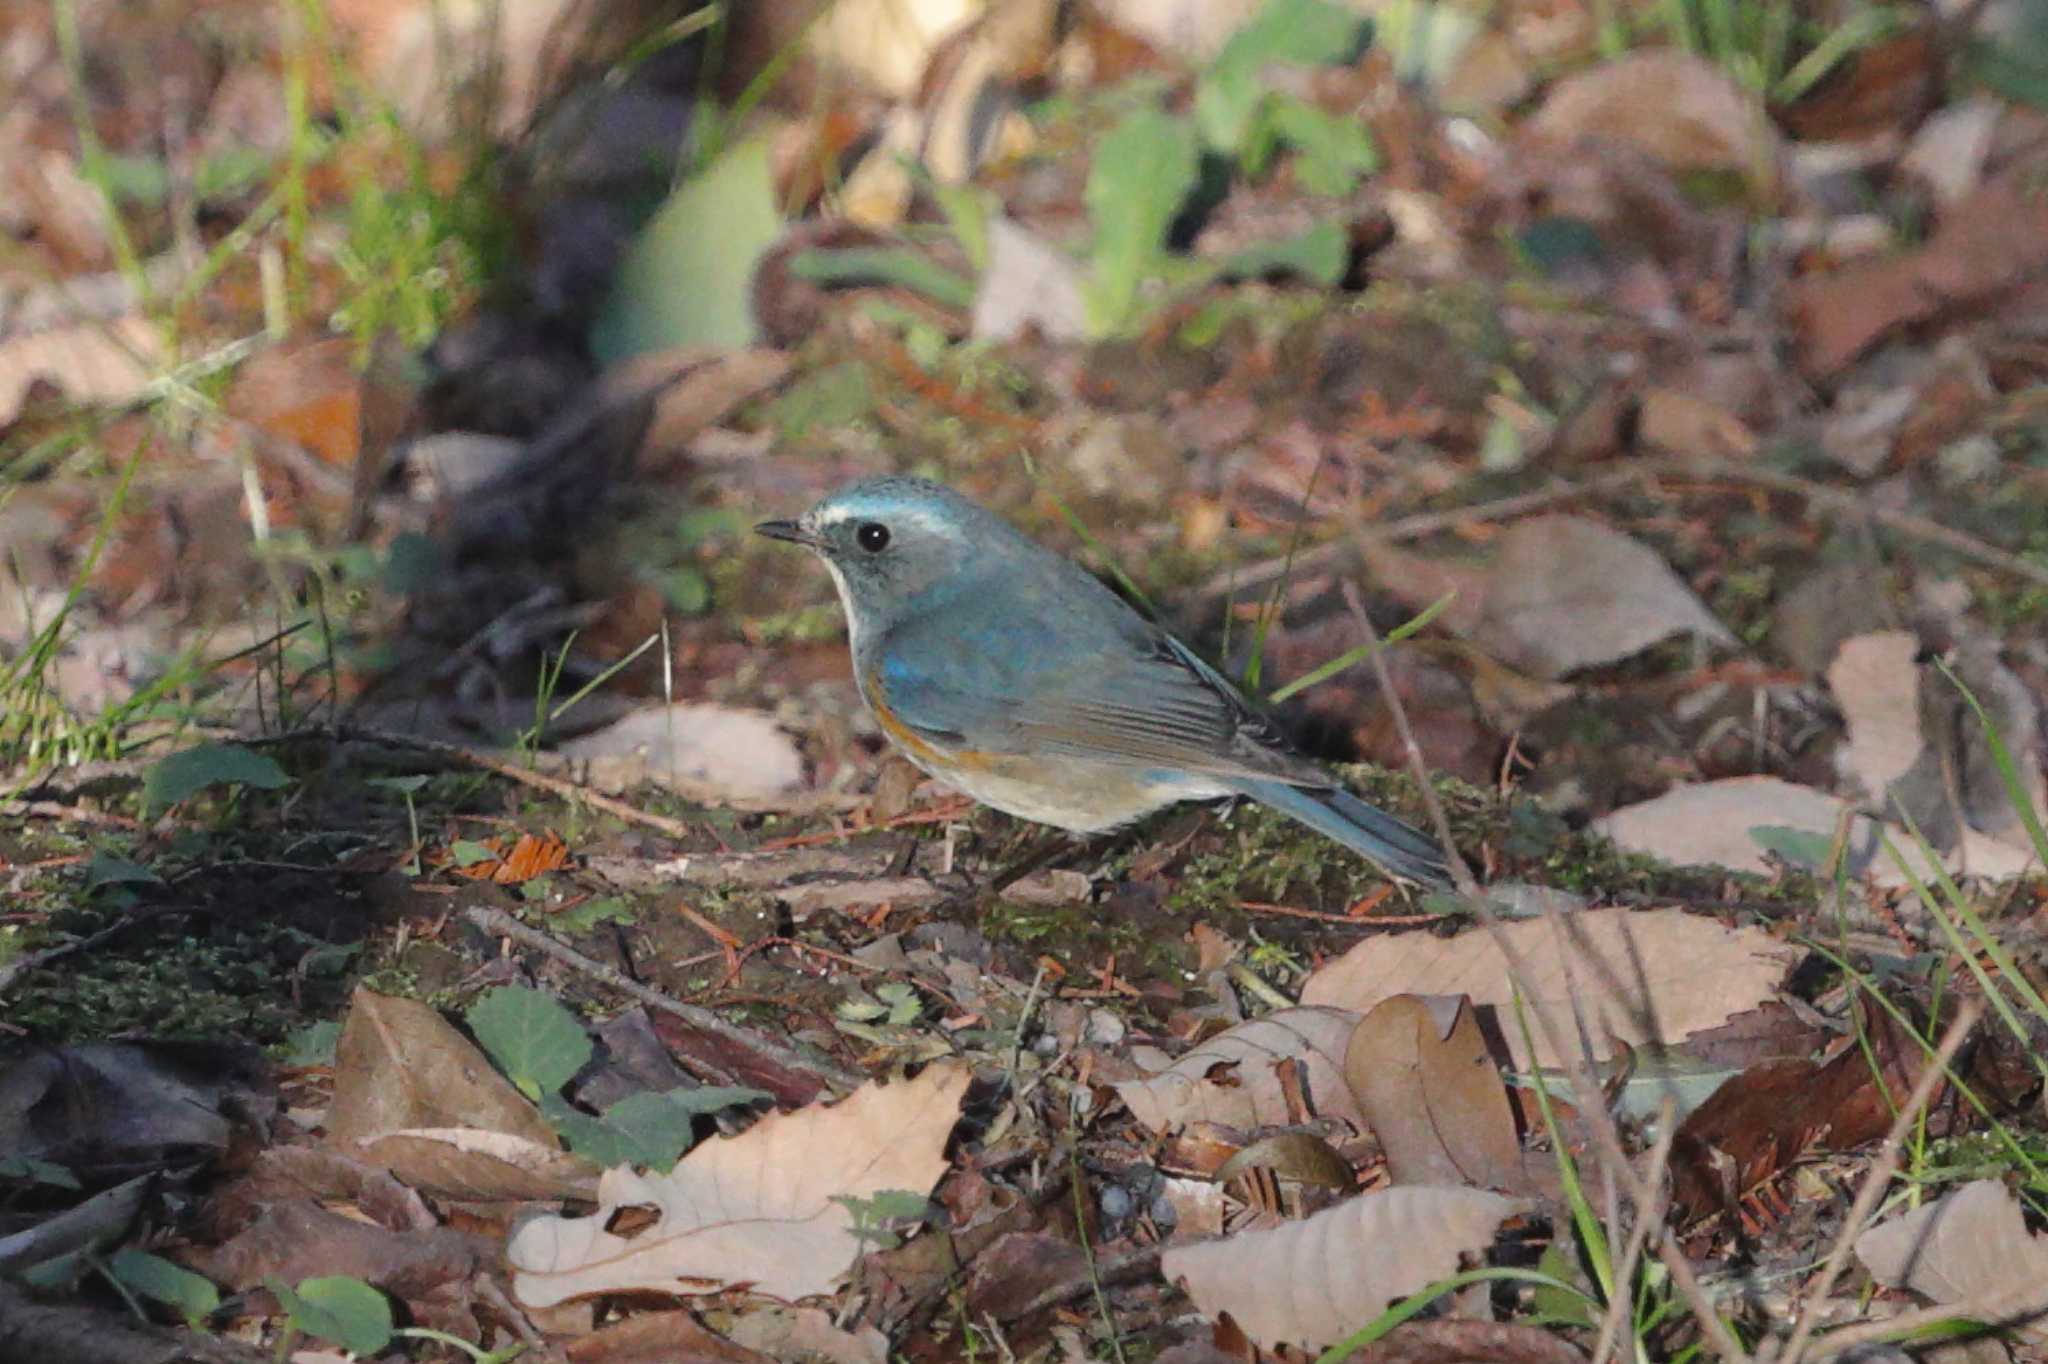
[142,743,289,811]
[769,360,873,438]
[0,1154,81,1189]
[280,1021,341,1066]
[786,246,976,310]
[553,895,639,934]
[1083,106,1200,336]
[660,566,711,615]
[466,985,592,1099]
[1215,221,1350,286]
[592,138,782,362]
[1750,825,1834,872]
[84,853,162,890]
[109,1250,219,1325]
[271,1275,393,1356]
[931,182,995,272]
[540,1092,634,1167]
[1196,0,1370,152]
[876,981,922,1026]
[1262,96,1377,195]
[597,1086,771,1171]
[193,145,273,202]
[450,839,498,867]
[545,1086,770,1171]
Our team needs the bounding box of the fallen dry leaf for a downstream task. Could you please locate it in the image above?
[452,831,574,884]
[1114,1007,1365,1134]
[1365,515,1734,680]
[604,346,794,471]
[1638,386,1756,461]
[1088,0,1265,63]
[326,0,579,136]
[1344,995,1528,1191]
[802,0,980,98]
[1788,161,2048,377]
[726,1305,890,1364]
[564,1309,773,1364]
[557,704,806,801]
[1856,1180,2048,1342]
[1668,1005,1924,1224]
[1592,775,2037,886]
[509,1063,969,1306]
[1828,630,1923,804]
[1301,908,1797,1071]
[0,317,158,425]
[1161,1185,1526,1351]
[326,988,560,1151]
[225,337,372,470]
[973,217,1089,342]
[1524,50,1780,198]
[358,1128,599,1203]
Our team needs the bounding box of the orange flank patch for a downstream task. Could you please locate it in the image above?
[864,670,995,772]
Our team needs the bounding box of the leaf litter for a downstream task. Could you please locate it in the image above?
[7,0,2048,1358]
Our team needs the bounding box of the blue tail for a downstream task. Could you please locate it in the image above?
[1231,779,1451,887]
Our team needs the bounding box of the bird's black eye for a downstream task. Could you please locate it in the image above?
[856,522,891,553]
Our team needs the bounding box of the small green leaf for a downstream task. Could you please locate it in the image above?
[194,145,273,202]
[553,895,639,934]
[142,743,289,811]
[831,1188,934,1248]
[770,360,873,437]
[1750,825,1834,871]
[1262,96,1377,195]
[1084,106,1200,335]
[271,1275,393,1356]
[932,182,995,272]
[786,246,976,310]
[84,853,163,890]
[466,985,593,1098]
[1215,221,1349,286]
[109,1250,219,1325]
[545,1086,771,1170]
[660,566,711,615]
[598,1086,772,1171]
[540,1092,633,1167]
[451,840,498,867]
[1196,0,1370,152]
[877,981,922,1026]
[280,1021,341,1066]
[0,1154,81,1189]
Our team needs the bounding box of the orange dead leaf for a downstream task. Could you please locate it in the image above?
[455,832,574,884]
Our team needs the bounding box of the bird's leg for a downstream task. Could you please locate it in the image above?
[985,827,1090,896]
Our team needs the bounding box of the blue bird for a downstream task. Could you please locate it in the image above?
[756,477,1451,887]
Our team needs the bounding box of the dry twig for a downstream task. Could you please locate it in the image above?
[464,904,864,1094]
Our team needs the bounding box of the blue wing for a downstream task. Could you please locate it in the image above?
[869,596,1299,783]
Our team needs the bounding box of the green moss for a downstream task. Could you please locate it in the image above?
[7,899,350,1044]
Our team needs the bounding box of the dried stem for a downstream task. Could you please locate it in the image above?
[465,904,864,1094]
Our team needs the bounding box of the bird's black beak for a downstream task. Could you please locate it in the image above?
[754,519,819,548]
